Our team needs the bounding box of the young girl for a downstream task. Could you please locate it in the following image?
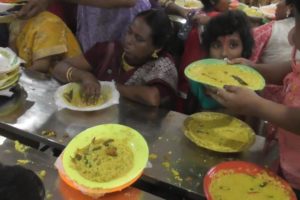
[209,0,300,195]
[177,10,254,112]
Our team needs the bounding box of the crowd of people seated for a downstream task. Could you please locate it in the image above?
[0,0,300,198]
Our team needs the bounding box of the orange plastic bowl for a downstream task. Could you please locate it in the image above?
[204,161,297,200]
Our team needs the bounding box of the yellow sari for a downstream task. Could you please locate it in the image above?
[9,11,81,68]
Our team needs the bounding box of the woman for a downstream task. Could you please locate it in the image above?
[209,0,300,195]
[177,10,254,112]
[52,9,178,107]
[9,11,82,73]
[252,0,299,64]
[77,0,151,52]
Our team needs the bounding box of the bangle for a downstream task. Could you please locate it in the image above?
[66,67,74,82]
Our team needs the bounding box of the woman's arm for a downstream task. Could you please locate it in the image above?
[52,56,101,104]
[17,0,51,19]
[30,57,52,73]
[228,58,292,85]
[209,86,300,135]
[253,61,292,84]
[63,0,137,8]
[116,84,161,106]
[52,54,93,82]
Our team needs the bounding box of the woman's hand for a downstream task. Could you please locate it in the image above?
[192,14,210,25]
[227,58,256,68]
[17,0,51,19]
[207,85,262,116]
[80,73,101,105]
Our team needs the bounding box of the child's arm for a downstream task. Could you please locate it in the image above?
[228,58,292,85]
[209,86,300,135]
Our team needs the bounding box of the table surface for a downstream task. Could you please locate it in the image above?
[0,135,163,200]
[0,69,279,199]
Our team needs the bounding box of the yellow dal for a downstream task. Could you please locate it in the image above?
[186,64,263,90]
[210,170,291,200]
[71,138,134,183]
[184,112,254,152]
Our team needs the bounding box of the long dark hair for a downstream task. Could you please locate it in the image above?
[136,9,173,50]
[202,10,254,58]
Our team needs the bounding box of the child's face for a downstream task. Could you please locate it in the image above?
[209,32,243,60]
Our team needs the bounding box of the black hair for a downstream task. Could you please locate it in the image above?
[201,0,220,12]
[202,10,254,59]
[288,0,300,16]
[136,9,173,49]
[0,165,45,200]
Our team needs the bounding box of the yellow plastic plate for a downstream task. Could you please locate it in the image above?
[185,59,265,90]
[0,47,23,73]
[0,67,19,84]
[175,0,203,9]
[0,71,19,90]
[183,112,255,153]
[63,124,149,190]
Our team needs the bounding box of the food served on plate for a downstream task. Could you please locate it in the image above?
[183,112,255,152]
[209,170,293,200]
[175,0,203,8]
[71,137,134,183]
[63,83,111,108]
[185,59,265,90]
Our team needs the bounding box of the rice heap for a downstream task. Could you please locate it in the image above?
[63,83,111,108]
[71,138,134,182]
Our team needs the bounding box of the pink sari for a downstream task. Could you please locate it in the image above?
[277,48,300,190]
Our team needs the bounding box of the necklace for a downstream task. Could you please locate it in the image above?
[122,53,135,72]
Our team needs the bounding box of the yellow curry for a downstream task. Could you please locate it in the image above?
[183,112,255,152]
[210,170,291,200]
[186,62,264,90]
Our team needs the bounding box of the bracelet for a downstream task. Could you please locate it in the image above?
[66,67,74,82]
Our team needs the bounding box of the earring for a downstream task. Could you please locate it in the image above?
[286,9,291,18]
[152,50,159,59]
